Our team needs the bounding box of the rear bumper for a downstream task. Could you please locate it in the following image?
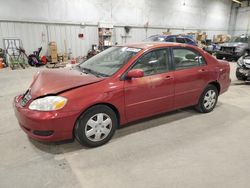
[13,95,79,142]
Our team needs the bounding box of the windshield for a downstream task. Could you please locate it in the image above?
[229,36,248,43]
[79,46,141,77]
[144,36,165,42]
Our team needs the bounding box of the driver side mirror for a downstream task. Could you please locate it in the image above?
[127,69,144,79]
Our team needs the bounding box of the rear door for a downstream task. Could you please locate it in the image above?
[171,47,210,109]
[124,48,174,121]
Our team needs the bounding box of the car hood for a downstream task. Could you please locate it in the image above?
[29,68,105,98]
[220,42,247,47]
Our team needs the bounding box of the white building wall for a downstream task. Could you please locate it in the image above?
[233,6,250,36]
[0,0,232,56]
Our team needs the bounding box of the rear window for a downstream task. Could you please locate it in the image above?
[176,37,186,43]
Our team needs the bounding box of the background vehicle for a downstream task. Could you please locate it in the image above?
[216,35,250,61]
[145,34,197,46]
[14,43,230,147]
[236,53,250,81]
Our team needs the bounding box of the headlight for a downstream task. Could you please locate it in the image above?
[29,96,67,111]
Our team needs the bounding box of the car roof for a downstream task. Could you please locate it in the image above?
[119,42,195,50]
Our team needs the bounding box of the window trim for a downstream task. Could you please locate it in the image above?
[170,47,207,71]
[120,47,172,80]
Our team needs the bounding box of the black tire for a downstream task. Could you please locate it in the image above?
[236,68,247,81]
[196,84,218,113]
[74,105,118,147]
[216,54,223,60]
[28,59,34,66]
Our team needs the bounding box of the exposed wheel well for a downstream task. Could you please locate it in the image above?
[208,81,221,94]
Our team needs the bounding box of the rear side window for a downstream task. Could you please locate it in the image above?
[172,48,206,70]
[132,49,170,76]
[176,37,186,43]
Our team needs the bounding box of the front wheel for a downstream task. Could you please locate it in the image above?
[74,105,118,147]
[196,85,218,113]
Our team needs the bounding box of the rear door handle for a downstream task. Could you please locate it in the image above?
[164,75,174,80]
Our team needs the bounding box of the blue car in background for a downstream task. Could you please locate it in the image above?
[145,35,198,46]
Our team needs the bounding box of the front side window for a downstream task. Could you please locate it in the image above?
[173,48,206,70]
[131,49,169,76]
[79,47,140,77]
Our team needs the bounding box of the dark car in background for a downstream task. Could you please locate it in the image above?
[236,53,250,81]
[145,35,197,46]
[216,35,250,61]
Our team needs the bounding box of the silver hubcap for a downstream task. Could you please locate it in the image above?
[85,113,112,142]
[203,90,216,110]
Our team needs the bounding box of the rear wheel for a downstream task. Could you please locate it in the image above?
[74,105,118,147]
[196,85,218,113]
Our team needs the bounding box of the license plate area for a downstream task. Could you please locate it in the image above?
[20,90,32,107]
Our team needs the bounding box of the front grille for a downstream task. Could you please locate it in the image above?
[221,47,235,53]
[33,130,54,136]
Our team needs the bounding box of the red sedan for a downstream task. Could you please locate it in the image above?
[14,43,231,147]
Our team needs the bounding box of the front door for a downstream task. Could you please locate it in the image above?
[124,48,174,122]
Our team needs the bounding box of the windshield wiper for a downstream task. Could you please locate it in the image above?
[82,67,109,77]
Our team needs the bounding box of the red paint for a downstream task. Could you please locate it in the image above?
[127,69,144,78]
[30,69,104,98]
[13,43,231,142]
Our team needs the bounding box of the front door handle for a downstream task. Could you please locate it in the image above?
[198,69,207,73]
